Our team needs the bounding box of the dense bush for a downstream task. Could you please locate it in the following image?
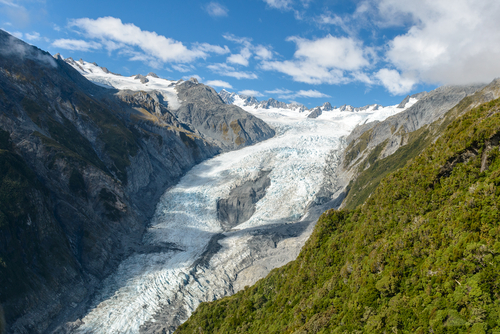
[176,98,500,333]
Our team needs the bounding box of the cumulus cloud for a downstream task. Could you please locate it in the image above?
[239,89,263,97]
[227,48,252,66]
[205,2,228,17]
[375,69,416,95]
[262,35,369,84]
[52,39,102,51]
[207,63,258,79]
[370,0,500,93]
[254,45,273,60]
[205,80,233,89]
[67,17,227,66]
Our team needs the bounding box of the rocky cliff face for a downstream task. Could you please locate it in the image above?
[0,31,274,333]
[172,79,275,151]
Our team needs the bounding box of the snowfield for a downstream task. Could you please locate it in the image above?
[67,60,416,333]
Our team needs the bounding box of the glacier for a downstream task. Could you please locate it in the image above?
[63,60,417,333]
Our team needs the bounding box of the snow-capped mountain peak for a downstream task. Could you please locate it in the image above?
[219,89,419,120]
[63,57,183,110]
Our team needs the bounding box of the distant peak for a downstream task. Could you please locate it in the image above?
[134,74,149,84]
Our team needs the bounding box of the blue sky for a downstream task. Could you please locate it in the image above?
[2,0,500,108]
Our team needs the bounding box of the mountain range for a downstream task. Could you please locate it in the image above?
[1,27,500,334]
[218,89,419,117]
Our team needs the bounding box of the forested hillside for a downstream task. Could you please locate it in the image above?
[177,97,500,333]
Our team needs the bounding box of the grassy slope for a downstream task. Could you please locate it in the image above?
[176,99,500,333]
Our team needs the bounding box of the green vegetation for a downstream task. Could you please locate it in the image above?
[342,86,496,210]
[177,98,500,333]
[343,127,433,210]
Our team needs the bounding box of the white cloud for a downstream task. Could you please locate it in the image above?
[261,35,369,84]
[194,42,230,55]
[205,80,233,89]
[223,34,253,48]
[265,88,293,95]
[295,90,330,98]
[239,89,263,97]
[254,45,273,60]
[69,17,220,64]
[25,31,40,41]
[205,2,228,17]
[263,0,292,10]
[316,13,344,26]
[375,68,416,95]
[265,88,330,99]
[224,71,258,80]
[290,35,368,70]
[51,39,102,52]
[377,0,500,86]
[172,64,195,72]
[227,48,252,66]
[0,0,20,8]
[207,63,258,79]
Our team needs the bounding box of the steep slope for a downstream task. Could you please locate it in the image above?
[341,81,500,210]
[0,30,273,333]
[176,89,500,334]
[314,84,486,210]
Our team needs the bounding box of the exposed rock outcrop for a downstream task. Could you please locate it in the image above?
[217,170,271,230]
[173,81,275,150]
